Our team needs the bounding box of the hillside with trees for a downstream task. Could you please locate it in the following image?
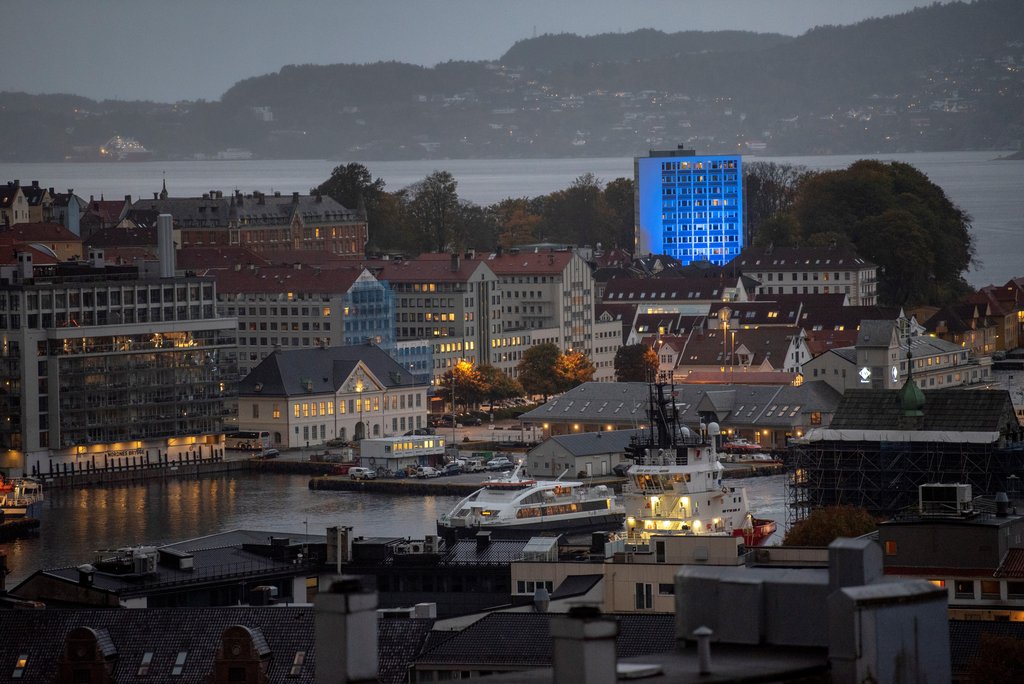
[0,0,1020,162]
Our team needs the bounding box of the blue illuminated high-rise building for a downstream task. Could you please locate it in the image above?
[634,148,743,266]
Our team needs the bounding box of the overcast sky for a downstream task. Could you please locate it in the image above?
[1,0,950,103]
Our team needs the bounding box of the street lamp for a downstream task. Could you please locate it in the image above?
[355,374,364,441]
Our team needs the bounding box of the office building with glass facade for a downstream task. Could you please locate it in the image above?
[635,149,743,266]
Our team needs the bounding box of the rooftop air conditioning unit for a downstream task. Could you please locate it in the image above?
[919,483,973,517]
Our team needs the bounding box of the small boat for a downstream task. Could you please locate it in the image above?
[437,465,625,539]
[0,477,44,519]
[621,383,777,546]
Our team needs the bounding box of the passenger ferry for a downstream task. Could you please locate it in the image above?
[622,383,777,546]
[437,465,625,540]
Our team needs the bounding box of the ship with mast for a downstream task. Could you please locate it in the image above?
[621,382,777,546]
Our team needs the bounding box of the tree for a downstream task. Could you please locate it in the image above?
[743,162,807,239]
[602,177,635,248]
[314,163,387,251]
[782,506,878,546]
[493,198,542,247]
[614,344,659,382]
[539,173,618,247]
[477,364,524,411]
[408,170,461,252]
[437,360,485,413]
[516,343,564,401]
[770,160,975,307]
[557,349,596,389]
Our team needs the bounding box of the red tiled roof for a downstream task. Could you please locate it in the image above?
[0,236,60,265]
[995,548,1024,578]
[6,222,80,242]
[177,246,270,270]
[86,199,126,224]
[603,276,728,301]
[211,264,364,294]
[369,255,489,282]
[485,250,575,275]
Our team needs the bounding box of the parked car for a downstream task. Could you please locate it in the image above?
[464,458,486,472]
[414,427,436,435]
[416,466,441,479]
[440,462,463,476]
[257,449,280,459]
[486,456,514,471]
[458,415,483,426]
[349,467,376,481]
[430,416,454,428]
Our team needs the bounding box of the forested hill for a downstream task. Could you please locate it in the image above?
[1,0,1021,162]
[498,29,792,69]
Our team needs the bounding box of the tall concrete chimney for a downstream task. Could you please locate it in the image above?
[157,213,175,278]
[314,576,378,684]
[551,605,619,684]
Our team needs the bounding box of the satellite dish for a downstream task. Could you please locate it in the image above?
[708,422,721,436]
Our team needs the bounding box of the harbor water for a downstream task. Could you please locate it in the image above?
[0,471,787,587]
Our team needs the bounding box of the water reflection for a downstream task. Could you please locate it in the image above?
[0,472,788,586]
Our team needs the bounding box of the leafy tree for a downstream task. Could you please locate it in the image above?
[493,197,542,247]
[409,170,461,252]
[314,162,385,214]
[315,162,388,253]
[437,360,486,413]
[614,344,659,382]
[516,343,564,402]
[743,162,807,239]
[539,173,618,247]
[557,349,596,389]
[477,364,524,411]
[602,177,636,249]
[782,506,877,546]
[770,160,975,307]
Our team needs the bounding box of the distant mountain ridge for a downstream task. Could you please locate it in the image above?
[498,29,793,69]
[1,0,1020,162]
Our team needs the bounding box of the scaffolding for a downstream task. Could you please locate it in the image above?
[788,438,1024,526]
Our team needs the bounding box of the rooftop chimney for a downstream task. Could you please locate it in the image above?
[551,605,618,684]
[293,191,300,204]
[157,214,175,278]
[314,576,378,684]
[450,253,461,272]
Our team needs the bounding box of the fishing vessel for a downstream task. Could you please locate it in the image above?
[622,383,777,546]
[437,465,625,540]
[0,477,44,519]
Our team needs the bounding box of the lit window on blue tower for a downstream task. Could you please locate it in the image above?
[634,150,743,266]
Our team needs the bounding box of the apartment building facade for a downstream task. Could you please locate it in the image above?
[731,246,878,306]
[0,252,237,474]
[487,250,618,381]
[128,189,367,256]
[213,265,394,379]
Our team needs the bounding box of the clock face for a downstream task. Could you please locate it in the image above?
[891,365,899,382]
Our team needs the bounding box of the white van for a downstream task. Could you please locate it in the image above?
[464,459,485,473]
[416,466,440,479]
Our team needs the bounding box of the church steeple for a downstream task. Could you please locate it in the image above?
[159,176,168,200]
[898,350,925,419]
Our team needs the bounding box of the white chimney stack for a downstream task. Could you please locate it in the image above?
[158,213,175,278]
[314,576,378,684]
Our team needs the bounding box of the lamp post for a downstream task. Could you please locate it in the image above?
[451,364,458,447]
[355,375,364,441]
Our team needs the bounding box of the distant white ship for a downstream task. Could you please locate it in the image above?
[215,148,254,161]
[99,135,153,162]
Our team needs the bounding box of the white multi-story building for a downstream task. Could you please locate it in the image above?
[731,246,878,306]
[236,344,428,447]
[487,250,618,381]
[212,264,393,379]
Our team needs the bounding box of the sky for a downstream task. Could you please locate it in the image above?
[1,0,952,103]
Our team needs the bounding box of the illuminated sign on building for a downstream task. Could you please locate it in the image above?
[634,149,743,266]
